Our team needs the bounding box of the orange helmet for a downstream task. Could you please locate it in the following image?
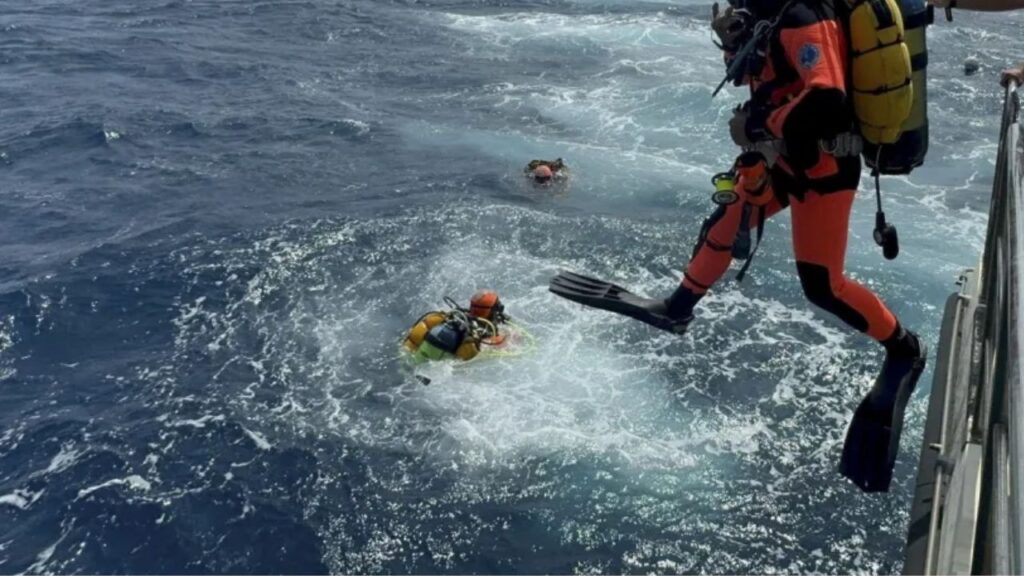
[469,290,505,322]
[533,165,554,183]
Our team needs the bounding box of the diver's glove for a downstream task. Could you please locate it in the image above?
[749,139,784,166]
[729,105,753,148]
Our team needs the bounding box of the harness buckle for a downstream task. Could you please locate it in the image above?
[819,132,863,157]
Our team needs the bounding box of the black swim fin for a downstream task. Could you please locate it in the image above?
[839,341,928,493]
[549,271,692,334]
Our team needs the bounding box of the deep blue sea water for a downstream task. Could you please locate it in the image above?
[0,0,1021,573]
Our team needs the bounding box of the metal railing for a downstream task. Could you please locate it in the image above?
[903,78,1021,575]
[972,76,1022,575]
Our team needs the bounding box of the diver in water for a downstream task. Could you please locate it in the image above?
[525,158,568,184]
[403,291,509,362]
[550,0,927,493]
[927,0,1023,79]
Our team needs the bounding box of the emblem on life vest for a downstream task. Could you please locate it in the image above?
[799,44,821,69]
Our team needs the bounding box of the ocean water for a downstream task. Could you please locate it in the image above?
[0,0,1021,573]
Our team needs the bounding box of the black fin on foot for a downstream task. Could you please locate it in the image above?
[839,344,928,493]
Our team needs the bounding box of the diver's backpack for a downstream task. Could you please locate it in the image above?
[834,0,931,174]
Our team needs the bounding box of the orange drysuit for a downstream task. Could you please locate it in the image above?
[683,0,899,342]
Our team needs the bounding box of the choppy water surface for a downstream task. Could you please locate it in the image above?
[1,0,1021,573]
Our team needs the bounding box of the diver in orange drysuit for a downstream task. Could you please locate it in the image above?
[672,0,922,355]
[689,0,927,492]
[550,0,927,492]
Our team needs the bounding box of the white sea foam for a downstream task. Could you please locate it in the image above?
[241,426,272,450]
[0,488,43,510]
[170,414,225,428]
[341,118,370,136]
[77,475,152,499]
[42,443,82,476]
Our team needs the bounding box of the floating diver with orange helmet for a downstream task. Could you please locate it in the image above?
[403,291,533,366]
[525,158,568,184]
[551,0,932,492]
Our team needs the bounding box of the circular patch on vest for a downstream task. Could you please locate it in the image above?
[798,43,821,69]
